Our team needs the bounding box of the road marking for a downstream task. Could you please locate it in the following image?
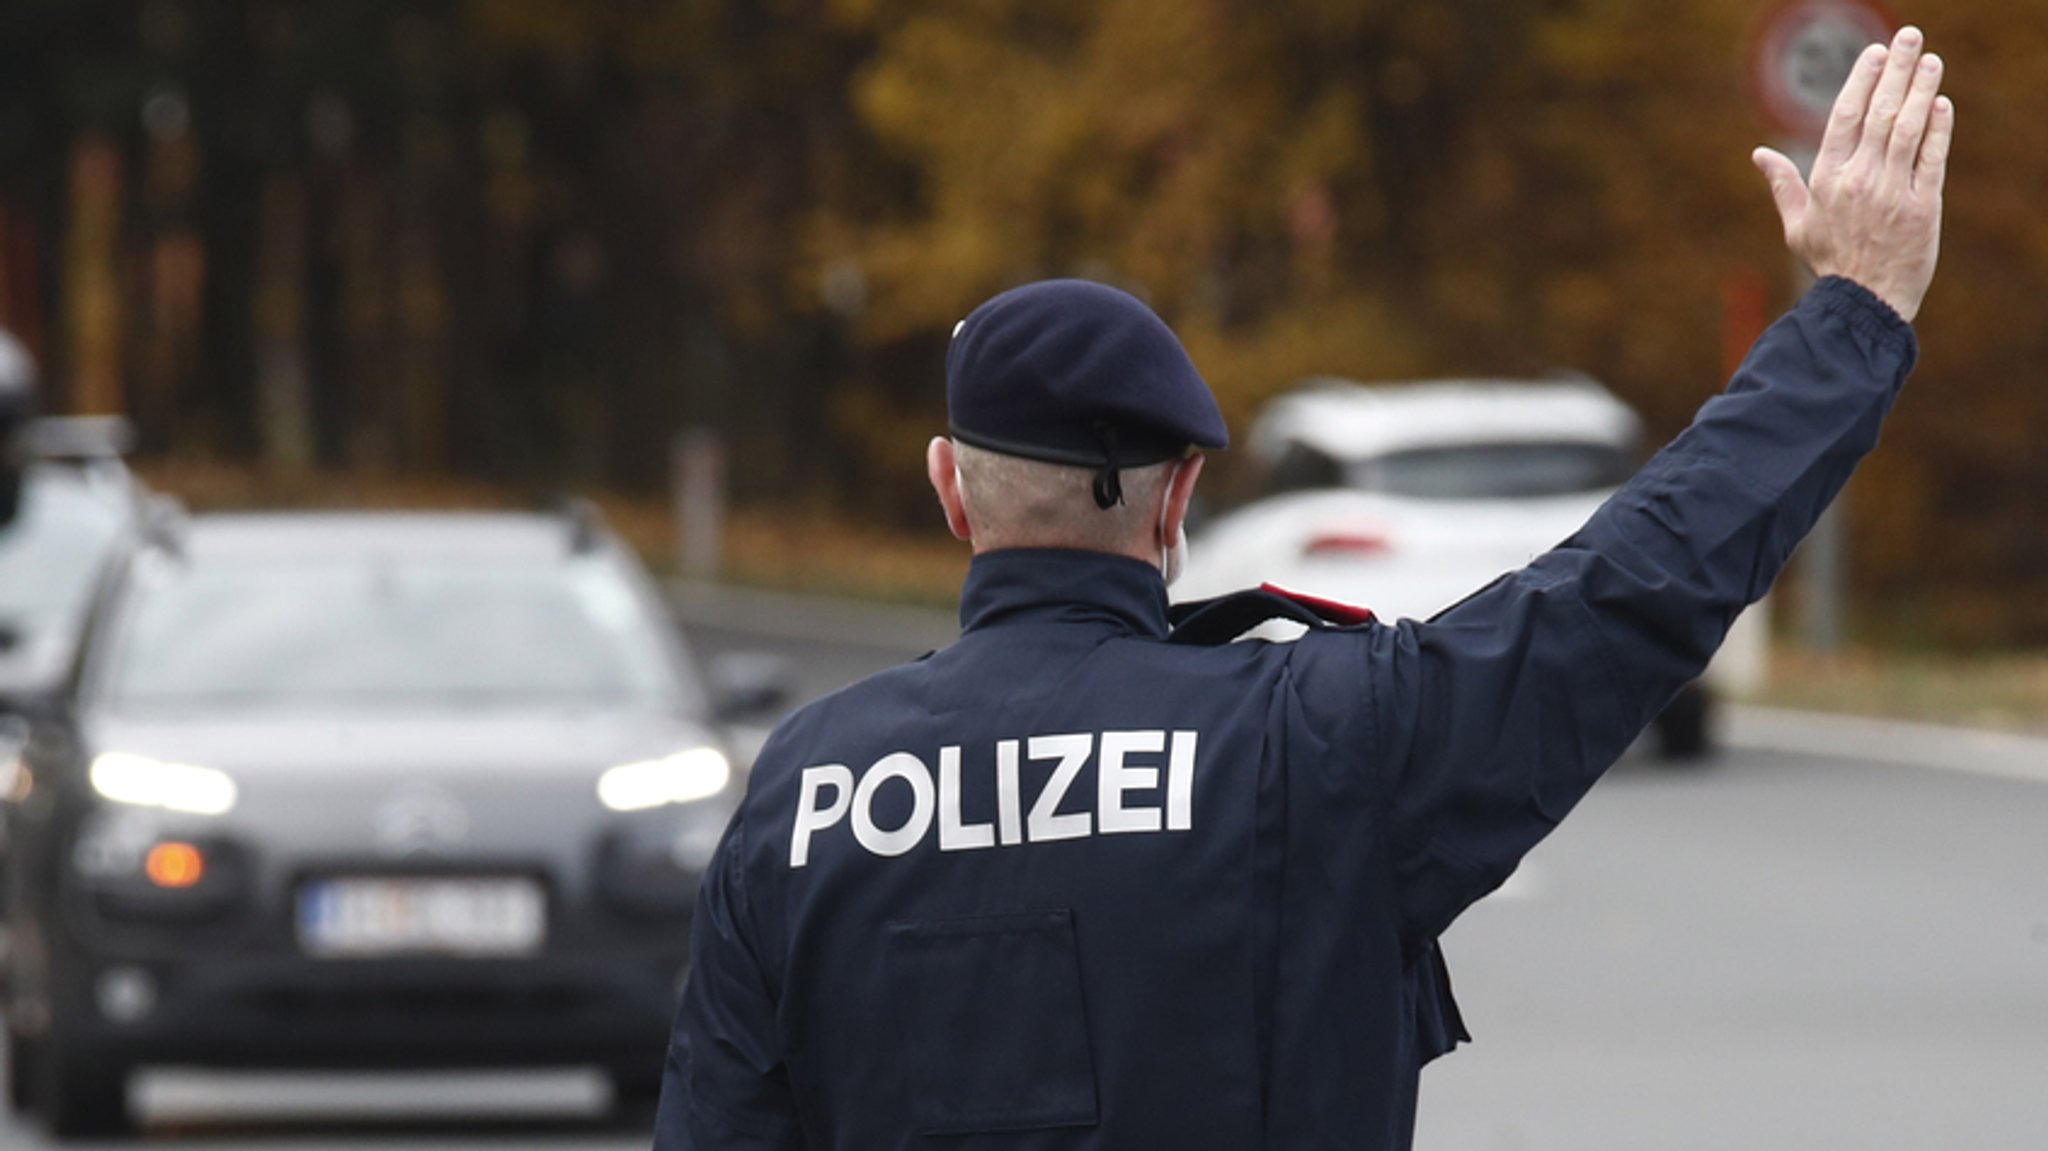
[1726,706,2048,785]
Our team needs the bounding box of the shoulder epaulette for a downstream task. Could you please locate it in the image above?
[1167,582,1377,646]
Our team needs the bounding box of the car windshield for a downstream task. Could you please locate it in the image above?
[0,470,126,628]
[1351,441,1635,499]
[105,555,689,710]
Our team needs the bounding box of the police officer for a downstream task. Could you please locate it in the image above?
[657,28,1950,1150]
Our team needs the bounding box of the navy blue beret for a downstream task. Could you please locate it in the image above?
[945,280,1228,475]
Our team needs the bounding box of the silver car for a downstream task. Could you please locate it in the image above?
[4,507,762,1136]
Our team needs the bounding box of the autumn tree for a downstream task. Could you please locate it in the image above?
[0,0,2038,642]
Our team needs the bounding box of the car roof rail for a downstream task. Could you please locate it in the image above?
[559,497,606,554]
[17,415,137,462]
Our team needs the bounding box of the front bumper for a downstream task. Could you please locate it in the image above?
[37,811,706,1072]
[58,946,689,1071]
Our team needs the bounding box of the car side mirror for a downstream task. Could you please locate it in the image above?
[707,652,792,723]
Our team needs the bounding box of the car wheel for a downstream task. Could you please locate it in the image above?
[40,1041,132,1138]
[1656,685,1713,762]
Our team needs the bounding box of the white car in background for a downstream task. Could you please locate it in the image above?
[1176,376,1741,759]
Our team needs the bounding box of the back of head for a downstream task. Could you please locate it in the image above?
[942,280,1225,558]
[951,441,1174,554]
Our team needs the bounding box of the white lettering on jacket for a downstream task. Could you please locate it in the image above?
[788,730,1199,868]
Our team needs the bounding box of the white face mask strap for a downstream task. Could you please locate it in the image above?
[1157,460,1190,586]
[1157,461,1180,555]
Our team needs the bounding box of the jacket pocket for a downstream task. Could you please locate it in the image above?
[886,909,1099,1135]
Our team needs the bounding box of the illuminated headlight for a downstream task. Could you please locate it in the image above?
[597,748,732,812]
[89,752,239,816]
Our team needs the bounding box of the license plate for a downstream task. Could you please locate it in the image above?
[297,876,546,958]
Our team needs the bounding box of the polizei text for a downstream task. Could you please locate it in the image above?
[790,730,1199,867]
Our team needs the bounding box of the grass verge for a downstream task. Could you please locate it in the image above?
[1750,649,2048,735]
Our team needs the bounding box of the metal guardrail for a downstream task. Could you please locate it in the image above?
[13,415,137,462]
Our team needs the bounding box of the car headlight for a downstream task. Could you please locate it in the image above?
[597,747,731,812]
[89,752,238,815]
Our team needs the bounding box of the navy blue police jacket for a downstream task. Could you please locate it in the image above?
[657,277,1916,1150]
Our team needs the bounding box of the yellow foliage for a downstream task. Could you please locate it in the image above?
[803,0,2045,643]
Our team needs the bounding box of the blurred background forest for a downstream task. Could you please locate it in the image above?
[0,0,2041,646]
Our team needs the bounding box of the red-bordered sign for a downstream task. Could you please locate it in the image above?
[1751,0,1898,141]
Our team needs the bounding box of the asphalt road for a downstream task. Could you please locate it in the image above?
[4,585,2043,1149]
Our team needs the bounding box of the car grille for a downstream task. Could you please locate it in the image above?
[233,978,600,1020]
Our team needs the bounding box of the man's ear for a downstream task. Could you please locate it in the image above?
[927,437,973,542]
[1161,453,1205,541]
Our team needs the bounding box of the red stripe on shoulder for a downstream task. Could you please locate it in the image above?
[1258,582,1376,626]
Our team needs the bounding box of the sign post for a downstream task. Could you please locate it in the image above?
[1749,0,1895,657]
[1752,0,1897,140]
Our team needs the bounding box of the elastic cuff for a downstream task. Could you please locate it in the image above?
[1807,276,1919,369]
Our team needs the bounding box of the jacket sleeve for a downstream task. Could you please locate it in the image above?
[1370,276,1917,957]
[653,815,806,1151]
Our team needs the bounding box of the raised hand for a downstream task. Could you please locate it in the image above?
[1752,26,1953,323]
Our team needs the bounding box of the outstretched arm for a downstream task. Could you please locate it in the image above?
[1376,27,1952,955]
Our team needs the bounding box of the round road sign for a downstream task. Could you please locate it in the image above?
[1752,0,1897,141]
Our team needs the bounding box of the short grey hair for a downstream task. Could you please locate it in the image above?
[952,440,1174,553]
